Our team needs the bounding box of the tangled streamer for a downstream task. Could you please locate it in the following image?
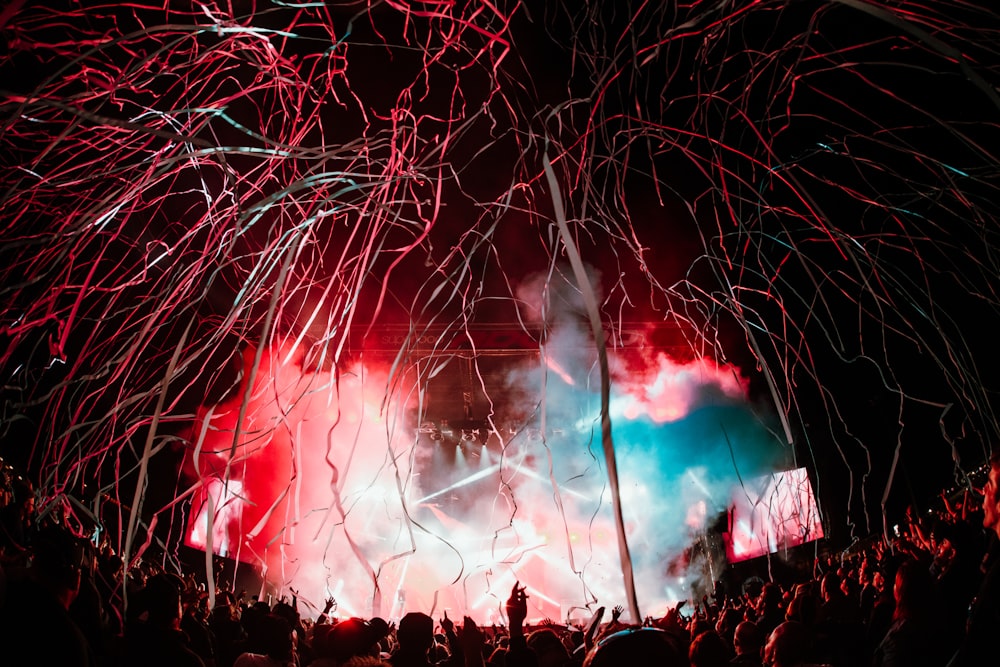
[2,0,999,620]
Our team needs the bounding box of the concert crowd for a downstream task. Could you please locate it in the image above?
[1,453,998,667]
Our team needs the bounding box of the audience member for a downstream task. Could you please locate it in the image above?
[124,572,205,666]
[583,627,687,667]
[870,558,940,667]
[0,523,95,666]
[947,450,1000,665]
[731,621,763,666]
[689,628,733,666]
[233,613,296,667]
[326,616,391,664]
[762,621,827,667]
[390,611,442,666]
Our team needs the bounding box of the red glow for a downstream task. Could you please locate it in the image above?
[181,342,781,621]
[613,354,747,424]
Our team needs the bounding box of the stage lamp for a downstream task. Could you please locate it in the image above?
[418,421,442,441]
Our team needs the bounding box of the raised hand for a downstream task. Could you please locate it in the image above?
[441,609,455,634]
[658,603,686,632]
[505,582,528,632]
[611,604,624,622]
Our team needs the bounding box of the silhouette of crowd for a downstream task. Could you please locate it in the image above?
[2,452,999,666]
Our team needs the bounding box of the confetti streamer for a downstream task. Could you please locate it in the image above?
[2,0,998,621]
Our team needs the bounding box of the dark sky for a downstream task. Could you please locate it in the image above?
[1,0,999,553]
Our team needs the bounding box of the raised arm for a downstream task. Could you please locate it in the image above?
[504,582,538,667]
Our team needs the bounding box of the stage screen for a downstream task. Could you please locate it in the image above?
[185,477,254,564]
[725,467,824,563]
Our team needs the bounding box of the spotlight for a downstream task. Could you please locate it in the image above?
[418,421,442,441]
